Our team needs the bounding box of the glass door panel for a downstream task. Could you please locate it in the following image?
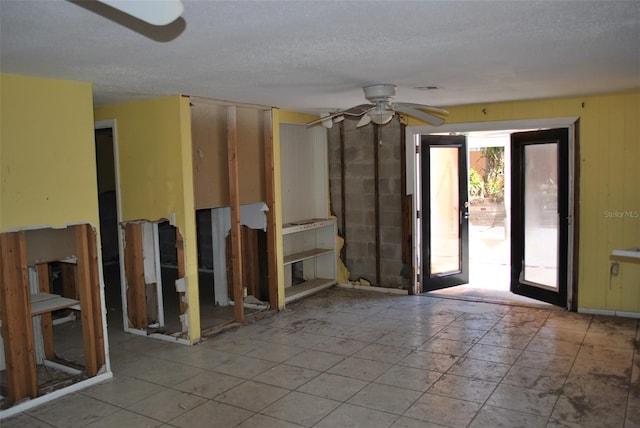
[523,143,558,289]
[430,147,461,275]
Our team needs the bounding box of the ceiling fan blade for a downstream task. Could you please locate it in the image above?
[393,105,445,126]
[394,102,449,117]
[342,104,375,116]
[306,110,348,127]
[97,0,184,26]
[356,114,372,128]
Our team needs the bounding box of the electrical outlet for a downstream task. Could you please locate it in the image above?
[610,262,620,277]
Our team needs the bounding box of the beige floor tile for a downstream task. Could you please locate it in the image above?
[262,391,340,426]
[551,394,627,428]
[625,405,640,428]
[390,415,450,427]
[296,373,368,401]
[399,350,459,373]
[525,336,581,357]
[27,394,120,428]
[468,405,547,428]
[1,413,55,427]
[127,388,206,422]
[314,403,399,428]
[173,371,245,398]
[544,314,592,332]
[285,349,346,371]
[466,342,522,364]
[447,356,511,382]
[328,356,393,381]
[514,350,575,374]
[212,355,278,379]
[535,326,586,344]
[81,374,166,407]
[582,331,636,350]
[403,393,482,427]
[480,330,532,349]
[374,365,442,392]
[418,337,474,356]
[435,326,487,343]
[169,348,237,371]
[574,343,634,365]
[215,380,290,412]
[311,336,369,355]
[132,359,207,387]
[375,331,431,349]
[336,325,388,342]
[252,364,320,389]
[353,343,412,364]
[234,413,306,428]
[487,384,558,417]
[275,331,331,348]
[245,342,306,363]
[428,374,498,403]
[170,400,253,428]
[348,383,422,414]
[85,409,163,427]
[501,365,567,392]
[562,373,630,401]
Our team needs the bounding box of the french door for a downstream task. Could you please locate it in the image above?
[510,128,569,306]
[421,135,469,291]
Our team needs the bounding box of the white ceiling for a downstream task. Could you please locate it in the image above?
[1,1,639,114]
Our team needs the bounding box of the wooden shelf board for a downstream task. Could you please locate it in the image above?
[283,248,334,265]
[283,218,335,235]
[31,293,80,316]
[285,278,335,303]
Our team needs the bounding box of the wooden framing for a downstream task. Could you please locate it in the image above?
[0,231,38,404]
[176,228,187,316]
[227,105,244,322]
[124,223,147,329]
[263,109,278,308]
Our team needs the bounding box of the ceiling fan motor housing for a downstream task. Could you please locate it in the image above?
[363,84,397,103]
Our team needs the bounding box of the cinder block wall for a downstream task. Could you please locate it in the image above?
[328,117,405,288]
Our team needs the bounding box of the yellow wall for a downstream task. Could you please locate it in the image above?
[0,74,99,231]
[94,96,201,342]
[438,92,640,313]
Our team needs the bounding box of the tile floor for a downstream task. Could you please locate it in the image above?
[3,287,639,428]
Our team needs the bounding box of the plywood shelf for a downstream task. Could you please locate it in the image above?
[284,278,336,303]
[30,293,80,316]
[284,248,334,265]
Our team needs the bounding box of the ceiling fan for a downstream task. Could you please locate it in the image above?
[307,84,448,128]
[96,0,184,26]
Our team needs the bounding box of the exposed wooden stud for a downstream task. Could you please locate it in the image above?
[227,105,244,322]
[0,231,38,403]
[373,124,381,286]
[36,262,55,359]
[124,223,147,329]
[60,262,77,299]
[176,227,187,315]
[83,224,106,369]
[75,224,98,376]
[263,109,279,309]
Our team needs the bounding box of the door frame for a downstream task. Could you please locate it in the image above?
[406,117,578,309]
[421,135,470,291]
[94,119,128,329]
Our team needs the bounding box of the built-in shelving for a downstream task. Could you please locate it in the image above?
[283,218,337,303]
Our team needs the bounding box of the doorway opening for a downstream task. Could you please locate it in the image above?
[413,118,578,309]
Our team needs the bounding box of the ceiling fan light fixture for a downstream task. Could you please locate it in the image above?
[368,106,394,125]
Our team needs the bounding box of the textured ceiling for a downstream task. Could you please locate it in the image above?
[1,0,639,114]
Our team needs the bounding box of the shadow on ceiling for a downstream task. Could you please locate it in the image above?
[67,0,186,42]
